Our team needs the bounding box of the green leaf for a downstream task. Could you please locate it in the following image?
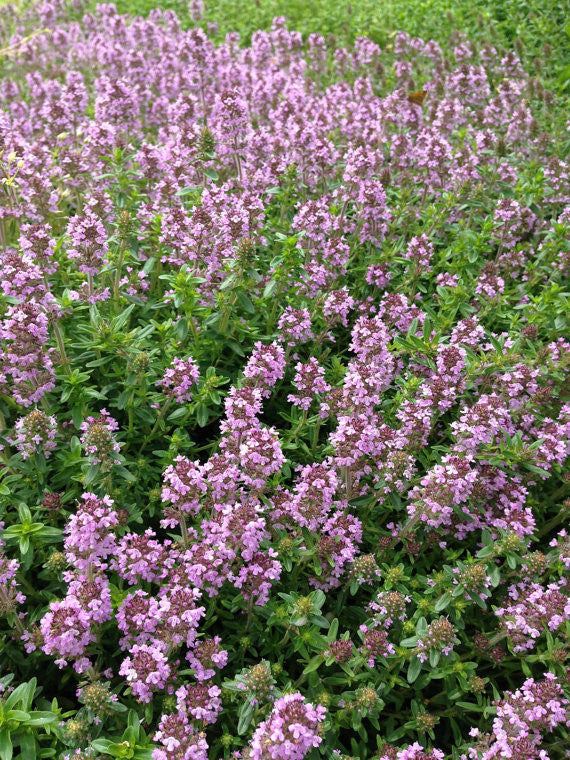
[407,656,422,684]
[220,274,237,291]
[523,464,551,478]
[116,467,136,483]
[133,751,153,760]
[108,702,128,714]
[263,280,277,298]
[303,656,324,674]
[415,617,428,636]
[35,527,63,544]
[5,680,34,711]
[177,185,201,197]
[2,526,23,538]
[0,730,12,760]
[488,565,500,586]
[17,504,32,523]
[226,340,245,357]
[429,649,441,668]
[236,291,255,314]
[167,407,188,422]
[196,404,209,428]
[112,304,136,331]
[237,699,255,735]
[84,464,100,486]
[127,709,140,737]
[86,356,114,368]
[6,710,30,722]
[91,739,116,755]
[434,592,451,612]
[310,615,330,628]
[16,731,35,760]
[328,618,339,641]
[311,589,326,608]
[25,711,58,726]
[123,726,138,746]
[456,701,485,712]
[476,544,494,558]
[471,592,487,610]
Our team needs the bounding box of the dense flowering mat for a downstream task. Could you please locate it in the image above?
[0,2,569,759]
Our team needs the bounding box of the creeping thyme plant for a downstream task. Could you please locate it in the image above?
[0,1,569,759]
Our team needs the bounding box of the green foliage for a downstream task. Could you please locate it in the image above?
[0,677,62,760]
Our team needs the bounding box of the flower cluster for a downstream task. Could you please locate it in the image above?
[0,525,26,616]
[465,674,569,760]
[416,618,457,663]
[246,693,326,759]
[158,357,200,404]
[495,579,570,652]
[80,410,121,469]
[12,409,57,459]
[0,3,568,759]
[66,211,109,276]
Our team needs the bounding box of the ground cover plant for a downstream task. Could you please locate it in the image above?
[0,0,569,758]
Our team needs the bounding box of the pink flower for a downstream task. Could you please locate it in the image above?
[277,308,313,346]
[66,210,108,275]
[158,356,200,403]
[248,693,326,760]
[64,493,118,573]
[119,645,171,703]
